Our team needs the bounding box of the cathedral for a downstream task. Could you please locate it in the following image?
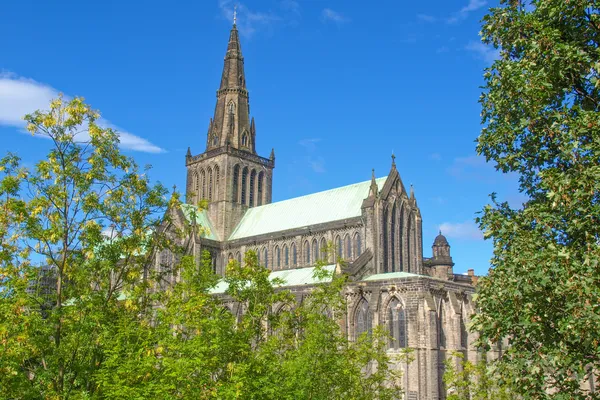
[167,21,477,400]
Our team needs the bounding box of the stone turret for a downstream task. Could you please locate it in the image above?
[427,231,454,279]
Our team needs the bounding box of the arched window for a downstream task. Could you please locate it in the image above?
[228,252,233,261]
[208,167,213,201]
[257,172,264,206]
[291,243,297,266]
[232,165,240,203]
[312,239,319,263]
[194,171,199,195]
[391,203,396,272]
[387,298,407,349]
[355,232,362,257]
[249,170,256,207]
[336,235,342,260]
[236,252,241,265]
[284,244,289,267]
[382,207,389,272]
[460,304,468,349]
[263,247,269,269]
[228,101,235,114]
[438,300,446,349]
[212,134,219,146]
[345,234,352,260]
[242,132,249,147]
[239,75,243,86]
[320,238,327,261]
[355,298,372,340]
[275,246,281,269]
[201,169,206,199]
[304,240,310,265]
[214,166,220,201]
[241,167,248,205]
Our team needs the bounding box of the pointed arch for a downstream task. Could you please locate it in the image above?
[242,131,249,147]
[304,240,310,265]
[235,251,241,265]
[336,235,342,260]
[263,247,269,269]
[249,169,256,207]
[408,211,416,273]
[232,164,240,203]
[228,101,235,114]
[354,232,362,257]
[193,170,199,198]
[387,297,407,349]
[312,239,319,263]
[283,244,289,267]
[275,245,281,270]
[354,298,372,340]
[241,167,249,205]
[438,298,447,349]
[320,238,327,261]
[291,242,297,266]
[208,167,213,201]
[399,202,405,272]
[391,202,397,272]
[345,234,352,260]
[200,169,206,199]
[382,205,389,272]
[257,171,264,206]
[214,165,220,201]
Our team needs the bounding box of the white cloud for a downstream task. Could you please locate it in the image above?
[439,220,483,240]
[321,8,350,24]
[298,138,325,173]
[447,155,498,182]
[280,0,300,14]
[460,0,487,13]
[0,73,164,153]
[299,138,321,152]
[465,40,500,63]
[218,0,282,37]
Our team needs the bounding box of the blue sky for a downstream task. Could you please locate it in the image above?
[0,0,521,276]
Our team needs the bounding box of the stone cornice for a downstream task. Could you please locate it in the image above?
[186,145,275,168]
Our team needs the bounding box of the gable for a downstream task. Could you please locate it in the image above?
[180,203,220,241]
[228,177,387,240]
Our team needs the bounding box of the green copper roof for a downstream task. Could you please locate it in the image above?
[210,264,336,294]
[229,177,387,240]
[363,271,422,281]
[180,204,220,241]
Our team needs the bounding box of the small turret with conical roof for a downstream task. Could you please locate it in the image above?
[427,230,454,280]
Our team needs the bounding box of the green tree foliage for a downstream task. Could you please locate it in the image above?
[0,97,404,399]
[473,1,600,398]
[443,352,513,400]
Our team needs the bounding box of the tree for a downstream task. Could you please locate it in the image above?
[473,0,600,398]
[1,97,404,399]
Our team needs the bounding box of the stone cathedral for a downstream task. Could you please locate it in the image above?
[164,22,478,400]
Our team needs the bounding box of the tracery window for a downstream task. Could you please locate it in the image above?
[355,232,362,257]
[236,252,241,265]
[355,298,372,340]
[291,243,297,266]
[232,165,240,203]
[304,240,310,265]
[284,245,289,267]
[275,246,281,269]
[249,170,256,207]
[208,168,213,201]
[263,247,269,269]
[241,167,248,205]
[345,234,352,259]
[214,166,220,201]
[387,298,407,349]
[320,238,327,261]
[257,172,264,206]
[201,169,206,199]
[336,235,342,260]
[312,239,319,263]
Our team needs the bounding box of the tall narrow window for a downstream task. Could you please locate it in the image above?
[355,299,372,340]
[438,300,446,349]
[399,206,405,272]
[312,239,318,263]
[257,172,264,206]
[249,170,256,207]
[275,246,281,269]
[232,165,240,203]
[391,204,396,271]
[201,169,206,199]
[208,168,213,201]
[214,166,220,201]
[291,243,297,266]
[387,298,407,349]
[236,252,241,265]
[241,167,248,205]
[242,133,249,147]
[345,234,352,260]
[284,245,289,267]
[336,236,342,260]
[383,207,389,272]
[304,240,310,265]
[228,101,235,114]
[355,233,362,257]
[263,248,269,269]
[320,238,327,261]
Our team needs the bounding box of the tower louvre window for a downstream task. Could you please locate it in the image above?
[257,172,264,206]
[208,168,213,201]
[249,170,256,207]
[241,167,248,205]
[232,165,240,203]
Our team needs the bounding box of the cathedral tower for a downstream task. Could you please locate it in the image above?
[185,22,275,240]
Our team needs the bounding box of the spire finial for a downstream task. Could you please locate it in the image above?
[172,184,177,193]
[233,4,237,25]
[391,152,396,167]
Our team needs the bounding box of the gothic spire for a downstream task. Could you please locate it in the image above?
[369,169,378,197]
[220,23,246,90]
